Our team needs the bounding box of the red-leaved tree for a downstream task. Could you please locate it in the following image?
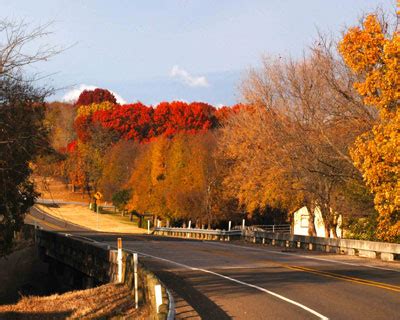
[75,88,117,106]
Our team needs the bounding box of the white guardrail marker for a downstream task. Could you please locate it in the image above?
[228,221,232,231]
[117,237,123,283]
[134,253,139,309]
[155,284,163,313]
[147,220,150,234]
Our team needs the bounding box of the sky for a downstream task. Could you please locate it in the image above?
[0,0,395,106]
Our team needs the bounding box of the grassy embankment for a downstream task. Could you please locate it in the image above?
[32,176,145,233]
[0,283,148,319]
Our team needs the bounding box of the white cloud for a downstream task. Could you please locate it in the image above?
[170,65,209,87]
[62,84,127,104]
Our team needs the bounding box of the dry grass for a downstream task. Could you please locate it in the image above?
[35,204,145,234]
[31,175,145,234]
[0,283,148,319]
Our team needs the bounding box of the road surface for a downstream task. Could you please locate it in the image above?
[27,207,400,320]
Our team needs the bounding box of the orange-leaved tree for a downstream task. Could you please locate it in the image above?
[339,14,399,241]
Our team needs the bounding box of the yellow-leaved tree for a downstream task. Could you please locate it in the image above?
[339,14,399,241]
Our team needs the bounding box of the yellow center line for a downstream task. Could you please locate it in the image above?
[274,262,400,293]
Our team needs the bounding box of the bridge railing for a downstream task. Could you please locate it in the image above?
[153,227,242,240]
[244,224,291,233]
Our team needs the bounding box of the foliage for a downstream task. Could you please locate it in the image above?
[339,14,400,242]
[0,76,49,256]
[92,102,155,142]
[345,212,378,241]
[125,133,240,226]
[75,88,117,106]
[98,140,139,199]
[112,189,131,212]
[73,99,220,147]
[44,101,76,151]
[220,40,377,237]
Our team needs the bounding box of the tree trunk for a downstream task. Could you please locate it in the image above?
[153,215,158,227]
[320,205,331,238]
[331,225,338,238]
[330,211,339,238]
[306,202,317,237]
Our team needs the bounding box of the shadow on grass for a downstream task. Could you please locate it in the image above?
[0,311,73,319]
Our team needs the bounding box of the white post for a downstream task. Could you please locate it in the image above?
[273,225,275,233]
[188,220,192,229]
[242,219,245,229]
[96,204,99,230]
[133,253,139,309]
[147,220,150,234]
[155,284,163,313]
[228,221,232,231]
[117,238,123,283]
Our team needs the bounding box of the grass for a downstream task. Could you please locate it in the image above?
[36,204,145,234]
[0,283,148,319]
[31,175,146,233]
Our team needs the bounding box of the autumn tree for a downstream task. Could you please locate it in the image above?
[125,132,238,227]
[339,14,399,241]
[75,88,117,106]
[98,140,139,199]
[221,43,374,237]
[153,101,217,137]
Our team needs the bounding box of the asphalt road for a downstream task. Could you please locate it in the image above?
[27,207,400,320]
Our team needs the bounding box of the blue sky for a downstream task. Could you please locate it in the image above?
[0,0,395,106]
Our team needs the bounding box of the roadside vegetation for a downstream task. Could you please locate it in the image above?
[0,283,147,319]
[0,20,60,256]
[35,10,399,242]
[0,8,398,254]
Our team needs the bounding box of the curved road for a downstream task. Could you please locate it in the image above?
[27,207,400,320]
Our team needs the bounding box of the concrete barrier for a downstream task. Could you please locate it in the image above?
[37,229,173,319]
[243,230,400,262]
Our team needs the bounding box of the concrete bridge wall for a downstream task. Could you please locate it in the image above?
[244,230,400,261]
[36,229,172,319]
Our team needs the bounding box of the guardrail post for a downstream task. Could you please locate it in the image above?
[242,219,245,229]
[147,220,150,235]
[228,221,231,231]
[133,253,139,309]
[155,284,163,313]
[117,238,123,283]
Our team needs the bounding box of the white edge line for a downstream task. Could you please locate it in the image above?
[128,249,329,320]
[206,242,400,273]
